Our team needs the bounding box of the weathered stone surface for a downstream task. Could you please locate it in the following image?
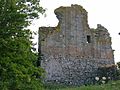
[38,4,115,86]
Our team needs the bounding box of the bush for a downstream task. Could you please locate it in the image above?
[116,62,120,79]
[95,64,117,84]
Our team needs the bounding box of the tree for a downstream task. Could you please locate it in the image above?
[116,62,120,79]
[0,0,45,89]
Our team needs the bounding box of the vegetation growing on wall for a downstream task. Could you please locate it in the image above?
[95,65,117,84]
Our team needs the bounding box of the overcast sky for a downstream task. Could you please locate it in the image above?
[31,0,120,63]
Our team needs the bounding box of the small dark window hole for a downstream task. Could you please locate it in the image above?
[87,35,91,43]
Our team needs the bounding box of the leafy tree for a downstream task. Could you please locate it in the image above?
[0,0,45,89]
[117,62,120,69]
[117,62,120,79]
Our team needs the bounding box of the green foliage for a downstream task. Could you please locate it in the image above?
[117,62,120,69]
[96,65,117,81]
[44,83,69,90]
[0,0,45,89]
[116,62,120,79]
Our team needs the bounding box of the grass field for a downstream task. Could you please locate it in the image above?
[44,80,120,90]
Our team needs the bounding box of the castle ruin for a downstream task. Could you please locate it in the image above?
[39,4,115,85]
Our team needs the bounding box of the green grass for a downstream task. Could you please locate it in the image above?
[44,80,120,90]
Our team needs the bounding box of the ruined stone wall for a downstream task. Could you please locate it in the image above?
[39,4,115,85]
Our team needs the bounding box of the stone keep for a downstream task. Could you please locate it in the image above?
[39,4,115,85]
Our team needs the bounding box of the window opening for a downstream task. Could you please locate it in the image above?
[87,35,91,43]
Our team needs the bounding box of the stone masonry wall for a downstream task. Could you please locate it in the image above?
[39,4,115,85]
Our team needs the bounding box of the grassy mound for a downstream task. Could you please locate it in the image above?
[44,80,120,90]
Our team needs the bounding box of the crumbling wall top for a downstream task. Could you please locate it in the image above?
[54,4,88,21]
[97,24,108,31]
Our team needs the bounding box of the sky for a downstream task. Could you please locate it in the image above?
[30,0,120,63]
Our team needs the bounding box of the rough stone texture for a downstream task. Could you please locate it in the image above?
[39,4,115,85]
